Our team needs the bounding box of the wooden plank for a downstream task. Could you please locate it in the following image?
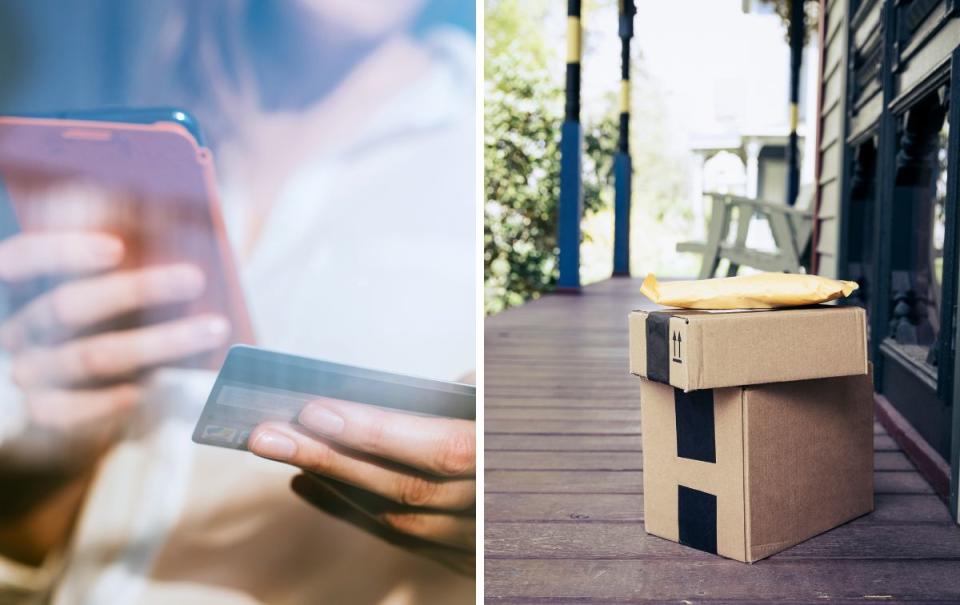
[486,385,640,396]
[485,408,641,422]
[485,470,931,495]
[816,217,839,256]
[848,91,882,142]
[485,451,642,471]
[488,433,899,452]
[875,433,898,450]
[485,420,641,434]
[869,494,954,524]
[872,471,934,494]
[484,493,952,524]
[485,596,956,605]
[485,358,630,368]
[485,493,644,522]
[823,19,846,77]
[486,397,639,408]
[485,451,912,472]
[485,560,960,601]
[485,379,637,389]
[851,0,881,47]
[820,69,844,128]
[896,18,960,99]
[485,523,960,560]
[485,470,644,494]
[486,434,643,451]
[820,103,842,152]
[825,0,846,44]
[817,177,840,220]
[486,386,636,397]
[818,144,841,213]
[875,451,915,471]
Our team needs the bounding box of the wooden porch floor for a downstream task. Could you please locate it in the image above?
[485,277,960,603]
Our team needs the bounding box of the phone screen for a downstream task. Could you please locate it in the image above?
[0,117,254,368]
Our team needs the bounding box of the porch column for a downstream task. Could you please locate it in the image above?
[785,0,804,206]
[558,0,583,290]
[613,0,635,277]
[745,140,761,199]
[690,150,705,240]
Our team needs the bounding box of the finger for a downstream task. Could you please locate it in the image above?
[290,474,475,575]
[26,383,143,431]
[11,314,230,387]
[0,264,206,351]
[380,510,475,551]
[249,423,475,510]
[297,399,476,477]
[292,473,474,550]
[0,232,123,282]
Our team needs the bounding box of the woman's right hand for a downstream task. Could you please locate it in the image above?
[0,231,230,457]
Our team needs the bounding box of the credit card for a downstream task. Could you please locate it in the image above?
[192,345,476,450]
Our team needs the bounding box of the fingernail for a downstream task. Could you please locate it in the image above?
[251,431,297,461]
[193,316,230,347]
[299,405,345,435]
[166,266,206,298]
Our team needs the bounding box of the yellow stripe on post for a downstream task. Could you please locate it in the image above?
[789,103,799,132]
[620,80,631,114]
[567,16,582,63]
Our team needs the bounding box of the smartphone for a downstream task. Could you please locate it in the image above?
[0,108,205,241]
[0,110,254,368]
[16,107,206,146]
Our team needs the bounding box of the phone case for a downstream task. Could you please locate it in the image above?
[0,116,255,369]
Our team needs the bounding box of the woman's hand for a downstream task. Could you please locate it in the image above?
[249,399,476,573]
[0,231,230,458]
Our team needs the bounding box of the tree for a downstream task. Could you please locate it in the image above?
[484,0,615,314]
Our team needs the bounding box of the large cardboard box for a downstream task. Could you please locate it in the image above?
[640,372,874,562]
[629,305,868,391]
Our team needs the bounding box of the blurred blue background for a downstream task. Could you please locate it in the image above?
[0,0,474,122]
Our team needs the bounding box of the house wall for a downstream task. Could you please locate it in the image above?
[814,0,850,278]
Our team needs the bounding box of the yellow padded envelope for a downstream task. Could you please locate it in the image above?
[640,273,858,310]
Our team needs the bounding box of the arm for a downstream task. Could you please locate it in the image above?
[0,232,230,566]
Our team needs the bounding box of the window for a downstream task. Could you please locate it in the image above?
[885,88,949,375]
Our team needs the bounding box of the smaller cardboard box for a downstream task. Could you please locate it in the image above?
[629,305,868,392]
[640,372,874,562]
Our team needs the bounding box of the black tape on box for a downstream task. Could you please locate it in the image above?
[678,485,717,554]
[674,388,716,463]
[645,311,672,383]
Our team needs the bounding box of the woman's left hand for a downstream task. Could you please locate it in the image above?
[248,399,475,573]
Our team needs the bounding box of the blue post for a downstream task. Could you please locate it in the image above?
[557,1,583,291]
[613,153,632,275]
[558,121,583,290]
[613,0,635,277]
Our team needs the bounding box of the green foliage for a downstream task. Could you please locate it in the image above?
[484,0,692,314]
[484,59,560,314]
[758,0,820,45]
[484,48,617,315]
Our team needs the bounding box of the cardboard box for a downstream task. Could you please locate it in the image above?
[640,372,874,562]
[629,305,868,391]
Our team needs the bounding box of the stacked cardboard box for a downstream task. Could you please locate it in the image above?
[628,305,873,562]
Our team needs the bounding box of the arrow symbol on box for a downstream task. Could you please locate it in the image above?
[672,332,682,363]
